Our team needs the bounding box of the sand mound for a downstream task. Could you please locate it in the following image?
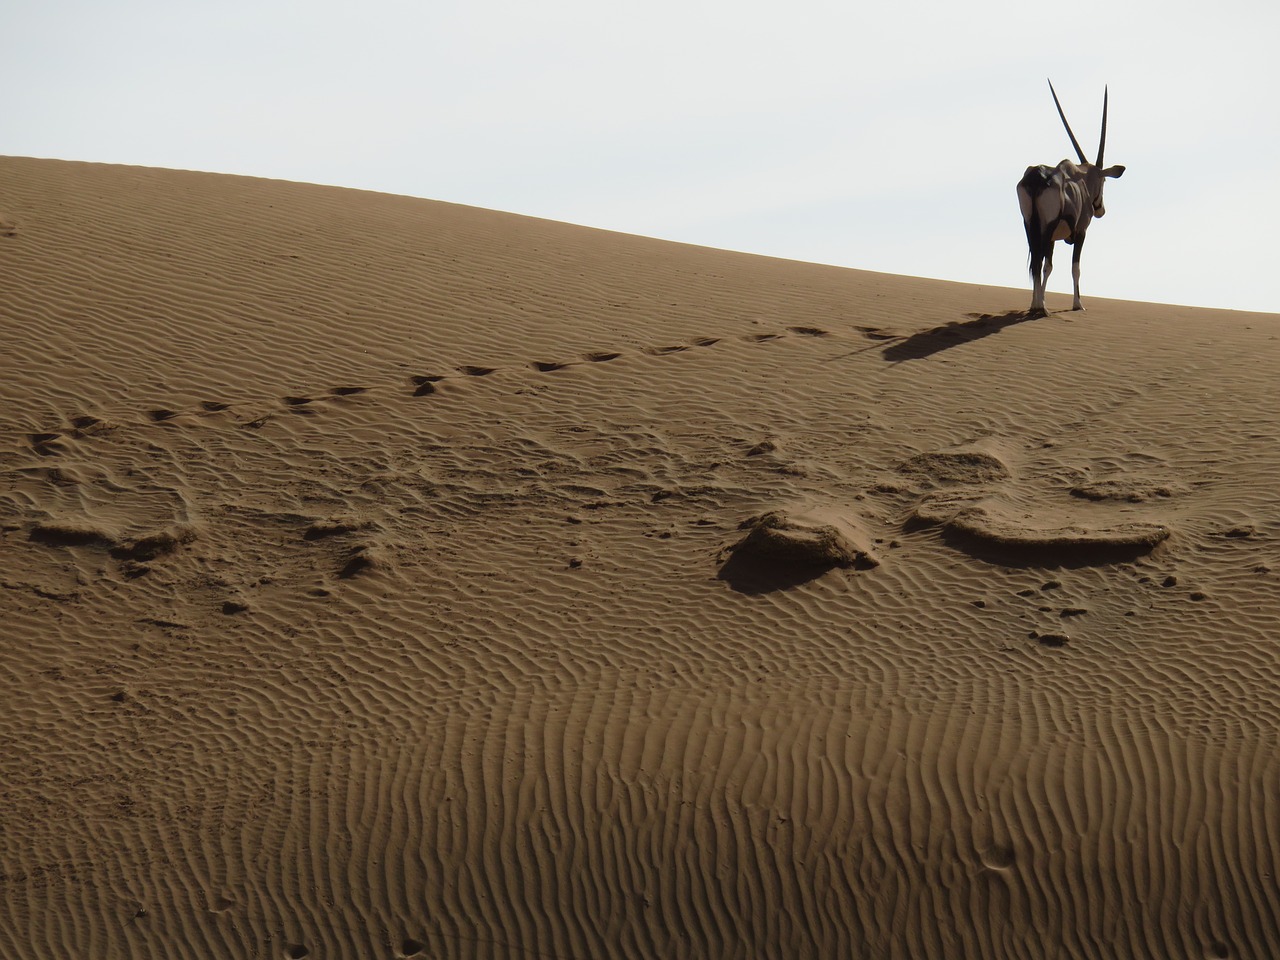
[718,507,878,591]
[1070,477,1183,502]
[946,505,1170,561]
[3,157,1279,959]
[910,494,1170,565]
[28,519,199,559]
[896,445,1012,487]
[27,519,118,548]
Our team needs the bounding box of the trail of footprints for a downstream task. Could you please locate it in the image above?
[18,317,1260,626]
[23,324,841,447]
[12,313,1269,660]
[13,322,849,591]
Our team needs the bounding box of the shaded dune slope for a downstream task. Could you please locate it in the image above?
[2,157,1280,958]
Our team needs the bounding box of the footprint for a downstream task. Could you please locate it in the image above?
[584,351,621,362]
[329,386,367,396]
[644,345,688,356]
[29,432,67,455]
[1032,631,1070,648]
[459,365,495,377]
[692,337,720,347]
[745,333,781,342]
[788,326,829,337]
[147,409,178,422]
[201,401,232,411]
[409,375,443,397]
[303,519,369,541]
[338,543,386,579]
[531,360,568,372]
[980,845,1016,870]
[282,396,313,407]
[70,416,118,438]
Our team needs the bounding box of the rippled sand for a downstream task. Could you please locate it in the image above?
[2,156,1278,959]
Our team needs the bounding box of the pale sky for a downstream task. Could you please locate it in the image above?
[5,0,1277,313]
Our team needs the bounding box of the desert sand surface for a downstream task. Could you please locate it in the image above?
[2,155,1279,959]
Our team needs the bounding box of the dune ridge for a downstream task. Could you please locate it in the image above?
[2,156,1279,958]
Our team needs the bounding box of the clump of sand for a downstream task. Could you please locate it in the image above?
[718,506,879,590]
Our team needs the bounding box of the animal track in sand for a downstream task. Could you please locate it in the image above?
[409,375,443,396]
[337,542,387,579]
[17,322,893,592]
[14,316,1254,583]
[28,432,66,456]
[1032,631,1070,648]
[980,845,1017,870]
[17,320,881,451]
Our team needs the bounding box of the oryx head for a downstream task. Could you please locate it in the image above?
[1048,80,1126,217]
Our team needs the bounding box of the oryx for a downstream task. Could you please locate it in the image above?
[1017,81,1125,316]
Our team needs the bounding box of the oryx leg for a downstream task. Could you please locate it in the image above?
[1039,239,1055,313]
[1027,233,1052,316]
[1028,248,1045,315]
[1070,237,1085,310]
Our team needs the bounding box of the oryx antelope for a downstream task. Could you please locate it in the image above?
[1017,81,1125,316]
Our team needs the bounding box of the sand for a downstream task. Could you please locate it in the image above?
[2,155,1278,958]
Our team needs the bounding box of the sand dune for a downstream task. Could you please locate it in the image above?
[2,156,1279,958]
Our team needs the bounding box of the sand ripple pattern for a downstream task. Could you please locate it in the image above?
[3,158,1280,958]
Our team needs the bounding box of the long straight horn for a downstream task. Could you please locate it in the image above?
[1096,85,1109,167]
[1048,79,1086,164]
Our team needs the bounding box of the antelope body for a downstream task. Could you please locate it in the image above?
[1018,81,1125,315]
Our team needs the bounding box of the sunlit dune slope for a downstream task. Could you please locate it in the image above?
[2,156,1279,959]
